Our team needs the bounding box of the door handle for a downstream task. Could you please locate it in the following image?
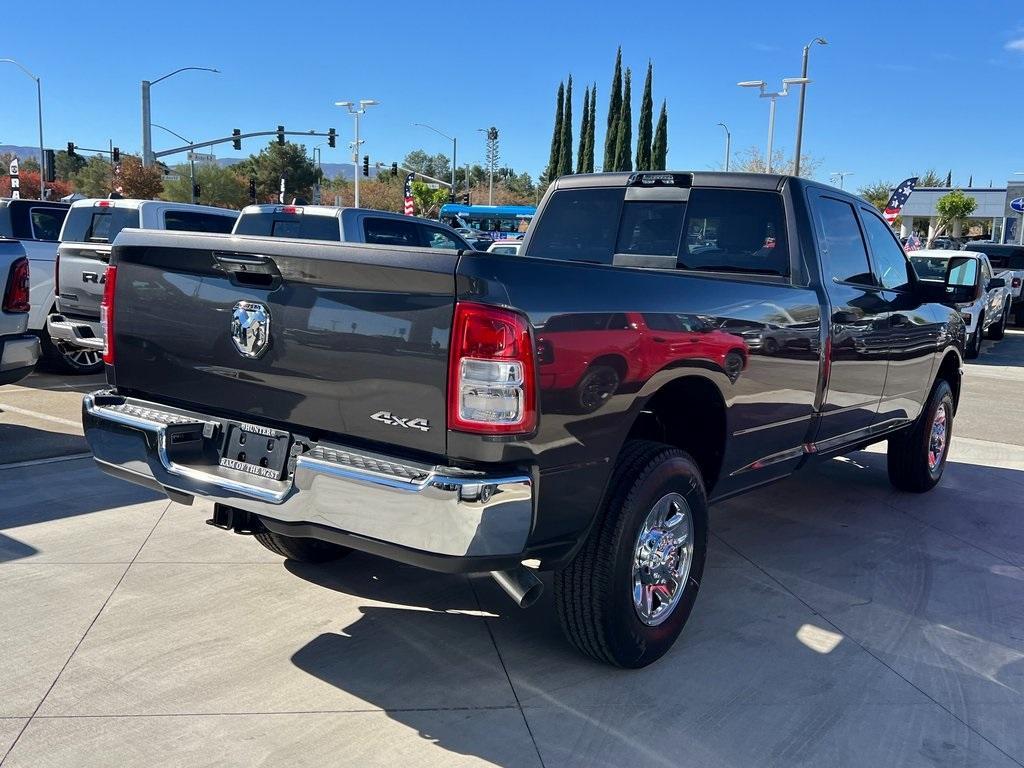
[651,336,667,343]
[890,314,910,328]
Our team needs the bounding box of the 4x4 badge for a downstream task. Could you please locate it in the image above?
[371,411,430,432]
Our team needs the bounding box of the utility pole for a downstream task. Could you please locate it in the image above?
[717,123,731,172]
[336,99,378,208]
[793,38,827,178]
[0,59,45,199]
[478,127,499,205]
[141,67,219,167]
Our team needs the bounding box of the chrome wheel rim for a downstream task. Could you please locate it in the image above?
[632,492,693,626]
[928,405,948,471]
[64,348,102,368]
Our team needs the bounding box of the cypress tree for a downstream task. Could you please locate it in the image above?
[652,100,668,170]
[603,48,622,172]
[635,62,654,170]
[576,85,590,174]
[558,76,574,177]
[584,84,597,173]
[614,68,633,172]
[546,82,564,181]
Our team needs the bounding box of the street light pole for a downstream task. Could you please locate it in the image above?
[413,123,457,200]
[336,99,379,208]
[151,123,195,202]
[142,66,219,166]
[793,37,827,178]
[717,122,731,172]
[738,78,809,174]
[830,171,854,190]
[1,59,45,199]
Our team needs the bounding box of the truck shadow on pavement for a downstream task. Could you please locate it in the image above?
[284,448,1024,767]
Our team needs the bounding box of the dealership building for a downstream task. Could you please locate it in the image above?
[898,181,1024,243]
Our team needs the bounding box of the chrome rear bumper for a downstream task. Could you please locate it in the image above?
[83,391,533,561]
[46,314,104,350]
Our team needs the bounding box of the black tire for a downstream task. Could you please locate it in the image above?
[574,364,620,413]
[764,337,779,355]
[1015,304,1024,327]
[723,351,745,381]
[554,440,709,668]
[37,331,104,375]
[887,379,954,493]
[254,530,351,563]
[987,305,1008,340]
[965,315,983,359]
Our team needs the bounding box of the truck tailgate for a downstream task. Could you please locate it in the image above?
[109,230,457,457]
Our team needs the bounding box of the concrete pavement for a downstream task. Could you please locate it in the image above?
[1,333,1024,766]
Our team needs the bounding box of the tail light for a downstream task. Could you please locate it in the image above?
[536,337,554,365]
[54,251,60,304]
[99,265,117,364]
[1013,277,1021,289]
[3,257,30,313]
[448,302,536,434]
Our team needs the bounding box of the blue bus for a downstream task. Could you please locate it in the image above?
[438,204,535,240]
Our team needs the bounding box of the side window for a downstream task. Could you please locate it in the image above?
[860,208,912,290]
[420,225,461,250]
[364,217,419,247]
[30,208,67,241]
[981,259,992,284]
[812,196,873,285]
[164,210,236,234]
[615,202,685,257]
[680,189,789,276]
[524,188,624,264]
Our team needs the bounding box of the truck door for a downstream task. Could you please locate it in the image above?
[858,205,938,427]
[809,192,891,446]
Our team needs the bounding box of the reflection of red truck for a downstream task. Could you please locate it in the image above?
[537,312,748,412]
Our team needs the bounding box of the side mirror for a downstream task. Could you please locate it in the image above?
[944,256,981,303]
[988,277,1006,290]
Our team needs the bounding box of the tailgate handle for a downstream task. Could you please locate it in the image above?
[213,253,282,289]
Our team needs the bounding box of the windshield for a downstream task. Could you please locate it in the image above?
[61,206,140,243]
[909,256,951,280]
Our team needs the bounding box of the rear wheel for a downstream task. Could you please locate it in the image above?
[574,364,620,413]
[254,530,351,563]
[887,379,954,493]
[554,440,708,668]
[38,332,104,375]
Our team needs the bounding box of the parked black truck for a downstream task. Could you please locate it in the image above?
[83,172,968,667]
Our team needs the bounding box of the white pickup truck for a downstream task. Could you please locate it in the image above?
[909,249,1013,358]
[0,237,40,385]
[961,243,1024,325]
[0,198,71,372]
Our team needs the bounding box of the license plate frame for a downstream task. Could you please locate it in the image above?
[219,423,291,481]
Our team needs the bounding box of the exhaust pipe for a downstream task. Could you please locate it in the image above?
[491,567,544,608]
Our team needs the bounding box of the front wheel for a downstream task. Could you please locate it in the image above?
[965,315,983,359]
[887,379,954,493]
[554,440,709,668]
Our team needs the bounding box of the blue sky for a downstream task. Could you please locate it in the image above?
[3,0,1023,189]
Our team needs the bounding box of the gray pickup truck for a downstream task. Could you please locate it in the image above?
[83,172,968,667]
[0,238,40,385]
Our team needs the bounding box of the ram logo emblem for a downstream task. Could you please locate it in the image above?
[230,301,271,359]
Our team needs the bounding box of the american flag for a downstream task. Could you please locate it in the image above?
[403,173,415,216]
[883,177,918,224]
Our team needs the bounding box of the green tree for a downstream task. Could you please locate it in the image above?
[915,169,944,187]
[54,150,86,181]
[652,100,668,170]
[931,189,977,244]
[72,155,115,198]
[613,68,633,172]
[546,81,564,182]
[635,62,654,170]
[231,141,321,203]
[162,163,249,208]
[584,84,597,173]
[603,47,622,172]
[21,157,40,173]
[402,150,450,181]
[557,76,574,177]
[410,180,449,218]
[576,86,590,174]
[858,180,894,212]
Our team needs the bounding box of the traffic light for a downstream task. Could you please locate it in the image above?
[67,142,76,157]
[461,193,469,205]
[249,176,257,204]
[112,147,120,163]
[232,129,241,151]
[391,162,398,177]
[277,125,285,145]
[487,127,499,142]
[362,155,369,177]
[43,149,55,183]
[327,128,336,148]
[193,184,201,199]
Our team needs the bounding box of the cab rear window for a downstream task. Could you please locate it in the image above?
[233,213,341,241]
[62,206,141,243]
